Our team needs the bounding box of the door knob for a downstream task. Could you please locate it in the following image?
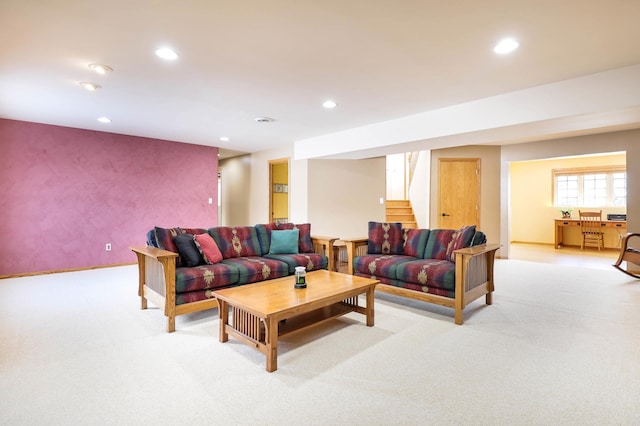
[441,213,450,217]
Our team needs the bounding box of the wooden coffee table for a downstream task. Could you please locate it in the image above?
[213,270,378,372]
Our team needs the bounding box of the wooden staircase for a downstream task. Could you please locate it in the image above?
[386,200,417,228]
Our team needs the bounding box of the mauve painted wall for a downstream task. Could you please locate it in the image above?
[0,119,218,276]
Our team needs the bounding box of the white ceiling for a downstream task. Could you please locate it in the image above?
[2,0,640,159]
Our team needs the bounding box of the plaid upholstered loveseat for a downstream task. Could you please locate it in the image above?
[130,224,336,332]
[344,222,500,325]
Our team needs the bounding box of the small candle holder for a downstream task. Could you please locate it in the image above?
[294,266,306,289]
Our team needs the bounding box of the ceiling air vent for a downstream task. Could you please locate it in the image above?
[254,117,275,123]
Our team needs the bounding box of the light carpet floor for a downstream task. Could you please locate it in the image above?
[1,259,639,425]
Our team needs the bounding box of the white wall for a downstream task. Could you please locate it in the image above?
[308,158,386,239]
[385,153,405,200]
[408,150,430,228]
[218,155,251,226]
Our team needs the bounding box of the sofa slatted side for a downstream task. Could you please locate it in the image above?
[132,245,192,333]
[452,244,499,324]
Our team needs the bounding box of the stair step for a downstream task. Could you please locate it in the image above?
[386,200,410,207]
[386,207,413,214]
[386,200,417,229]
[387,214,416,221]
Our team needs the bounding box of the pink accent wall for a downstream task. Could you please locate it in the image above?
[0,119,218,276]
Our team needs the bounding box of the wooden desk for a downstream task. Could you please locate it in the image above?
[554,219,627,249]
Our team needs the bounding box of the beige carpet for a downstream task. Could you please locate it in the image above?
[1,259,639,425]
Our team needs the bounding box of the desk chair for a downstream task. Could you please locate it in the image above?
[579,210,604,250]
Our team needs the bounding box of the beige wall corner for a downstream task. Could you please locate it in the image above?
[308,157,386,239]
[218,155,251,226]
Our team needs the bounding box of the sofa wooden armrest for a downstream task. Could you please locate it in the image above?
[342,237,369,275]
[311,236,338,272]
[130,245,184,332]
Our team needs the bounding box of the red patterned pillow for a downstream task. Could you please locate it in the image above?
[445,225,477,261]
[278,223,313,253]
[208,226,262,258]
[367,222,404,255]
[194,233,223,264]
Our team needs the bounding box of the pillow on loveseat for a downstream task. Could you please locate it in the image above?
[445,225,476,261]
[154,226,185,266]
[402,228,429,258]
[423,229,456,260]
[173,234,204,267]
[255,223,279,254]
[208,226,262,259]
[368,221,404,255]
[269,229,300,254]
[194,233,223,264]
[422,226,477,261]
[278,223,313,253]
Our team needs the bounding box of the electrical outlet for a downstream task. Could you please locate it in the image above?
[105,243,111,251]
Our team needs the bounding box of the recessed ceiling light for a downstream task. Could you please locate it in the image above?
[88,64,113,74]
[322,100,337,109]
[220,136,230,142]
[494,38,519,54]
[97,117,111,123]
[79,82,101,91]
[254,117,275,123]
[155,47,178,60]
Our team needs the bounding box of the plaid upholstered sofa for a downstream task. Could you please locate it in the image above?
[130,224,336,332]
[344,222,500,325]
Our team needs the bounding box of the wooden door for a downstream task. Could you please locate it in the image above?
[438,158,480,229]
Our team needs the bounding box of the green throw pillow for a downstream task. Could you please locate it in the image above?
[269,229,299,254]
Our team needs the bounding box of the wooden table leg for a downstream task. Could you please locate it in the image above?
[555,222,562,249]
[365,287,375,327]
[218,300,229,343]
[265,317,278,372]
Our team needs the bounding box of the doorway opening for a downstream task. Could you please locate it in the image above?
[508,151,627,262]
[269,159,289,225]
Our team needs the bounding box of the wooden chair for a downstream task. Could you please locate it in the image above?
[578,210,604,250]
[613,233,640,279]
